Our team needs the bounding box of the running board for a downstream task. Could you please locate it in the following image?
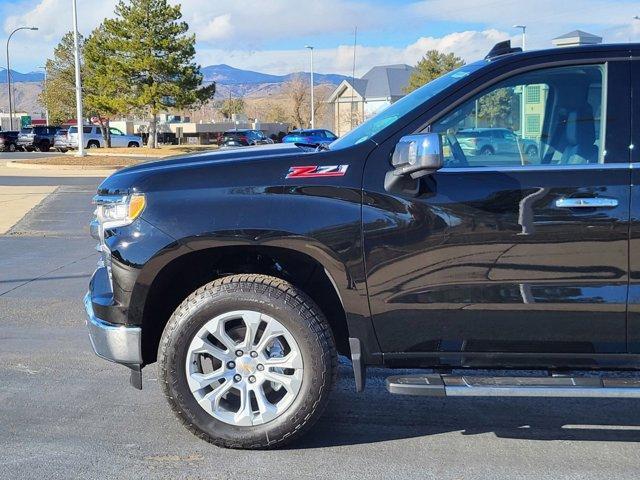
[386,374,640,398]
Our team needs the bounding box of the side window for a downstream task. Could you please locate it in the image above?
[109,128,123,136]
[430,64,605,168]
[83,126,93,134]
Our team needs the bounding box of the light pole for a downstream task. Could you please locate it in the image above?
[6,26,38,130]
[38,65,49,125]
[72,0,85,156]
[513,24,526,51]
[305,45,314,129]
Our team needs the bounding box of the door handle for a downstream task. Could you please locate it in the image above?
[555,197,618,208]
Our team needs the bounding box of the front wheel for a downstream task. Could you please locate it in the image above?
[158,274,337,449]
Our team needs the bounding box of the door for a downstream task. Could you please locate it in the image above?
[109,128,126,147]
[628,58,640,352]
[363,61,632,361]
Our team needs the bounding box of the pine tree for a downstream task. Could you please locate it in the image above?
[39,32,81,125]
[405,50,465,94]
[83,25,127,147]
[100,0,215,147]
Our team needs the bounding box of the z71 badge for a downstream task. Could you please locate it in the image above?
[286,165,349,179]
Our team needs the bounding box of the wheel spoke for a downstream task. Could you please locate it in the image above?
[255,320,287,353]
[199,378,234,410]
[234,384,254,426]
[252,385,278,423]
[263,350,303,370]
[241,311,262,349]
[263,370,297,393]
[206,319,237,352]
[190,336,231,362]
[188,369,229,393]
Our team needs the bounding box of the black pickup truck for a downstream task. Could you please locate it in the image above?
[85,41,640,449]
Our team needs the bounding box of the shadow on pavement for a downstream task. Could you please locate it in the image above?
[292,364,640,449]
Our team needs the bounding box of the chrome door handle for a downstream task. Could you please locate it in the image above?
[555,197,618,208]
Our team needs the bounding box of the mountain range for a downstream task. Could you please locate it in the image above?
[0,64,350,115]
[0,67,45,83]
[201,64,348,86]
[1,64,348,88]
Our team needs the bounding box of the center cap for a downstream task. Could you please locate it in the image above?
[235,356,257,375]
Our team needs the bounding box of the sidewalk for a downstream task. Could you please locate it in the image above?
[0,161,114,178]
[0,186,58,234]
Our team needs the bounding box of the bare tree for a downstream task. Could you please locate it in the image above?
[283,75,309,129]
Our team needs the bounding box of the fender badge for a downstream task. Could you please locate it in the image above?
[286,165,349,179]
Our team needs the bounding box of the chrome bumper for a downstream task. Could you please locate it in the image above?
[84,292,142,365]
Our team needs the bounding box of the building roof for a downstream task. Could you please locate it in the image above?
[552,30,602,46]
[328,64,414,103]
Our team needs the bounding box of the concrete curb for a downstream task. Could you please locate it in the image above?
[64,151,161,159]
[5,160,116,176]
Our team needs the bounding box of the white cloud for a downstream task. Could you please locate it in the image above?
[3,0,640,75]
[196,13,233,41]
[196,30,513,76]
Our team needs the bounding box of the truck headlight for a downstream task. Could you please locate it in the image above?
[94,193,146,228]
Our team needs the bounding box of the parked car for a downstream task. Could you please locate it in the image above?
[67,125,142,149]
[85,40,640,450]
[0,131,19,152]
[17,126,59,152]
[221,129,273,146]
[457,127,539,160]
[282,129,338,145]
[53,129,70,152]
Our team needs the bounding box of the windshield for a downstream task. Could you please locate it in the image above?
[330,61,486,150]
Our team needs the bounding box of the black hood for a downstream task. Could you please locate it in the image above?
[98,143,311,195]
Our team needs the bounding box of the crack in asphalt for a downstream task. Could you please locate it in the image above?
[0,252,96,298]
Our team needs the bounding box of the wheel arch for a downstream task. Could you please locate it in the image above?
[135,240,372,365]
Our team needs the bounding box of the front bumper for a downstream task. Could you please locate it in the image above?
[84,292,142,365]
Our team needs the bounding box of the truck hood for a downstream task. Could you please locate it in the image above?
[98,143,311,195]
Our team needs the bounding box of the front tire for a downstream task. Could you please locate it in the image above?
[158,274,337,449]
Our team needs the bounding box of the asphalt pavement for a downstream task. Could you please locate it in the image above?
[1,169,640,479]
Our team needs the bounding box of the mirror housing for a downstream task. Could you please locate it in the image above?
[391,133,444,179]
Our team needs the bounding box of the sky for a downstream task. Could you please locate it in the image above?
[2,0,640,77]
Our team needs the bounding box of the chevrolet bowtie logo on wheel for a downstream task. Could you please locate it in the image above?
[285,165,349,179]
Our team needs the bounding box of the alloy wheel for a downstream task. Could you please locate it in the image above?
[185,310,304,426]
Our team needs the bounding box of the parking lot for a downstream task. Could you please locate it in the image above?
[1,157,639,479]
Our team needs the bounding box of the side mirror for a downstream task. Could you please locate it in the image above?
[391,133,443,178]
[385,133,443,195]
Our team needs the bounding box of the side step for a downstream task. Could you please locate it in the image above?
[386,374,640,398]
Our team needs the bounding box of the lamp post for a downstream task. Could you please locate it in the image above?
[6,26,38,130]
[305,45,314,129]
[72,0,85,156]
[38,66,49,125]
[513,24,526,51]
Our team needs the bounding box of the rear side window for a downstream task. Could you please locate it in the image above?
[431,64,605,168]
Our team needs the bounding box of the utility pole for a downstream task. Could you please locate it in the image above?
[72,0,85,156]
[5,26,38,130]
[305,46,314,129]
[38,65,49,125]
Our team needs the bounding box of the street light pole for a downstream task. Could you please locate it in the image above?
[72,0,85,156]
[513,24,526,51]
[5,26,38,130]
[38,66,49,125]
[305,45,314,129]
